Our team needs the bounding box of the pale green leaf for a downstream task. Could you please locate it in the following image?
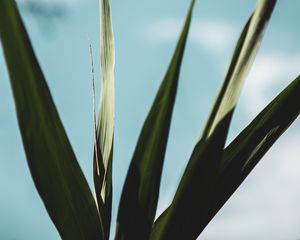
[93,0,115,236]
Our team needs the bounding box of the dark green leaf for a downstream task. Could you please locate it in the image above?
[0,1,104,239]
[115,1,196,239]
[160,75,300,235]
[207,75,300,226]
[151,1,276,239]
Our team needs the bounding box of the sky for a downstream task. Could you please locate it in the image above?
[0,0,300,239]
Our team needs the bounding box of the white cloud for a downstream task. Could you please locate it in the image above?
[148,18,182,42]
[240,52,300,116]
[148,18,236,54]
[191,20,236,54]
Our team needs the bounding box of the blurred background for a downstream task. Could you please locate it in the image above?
[0,0,299,239]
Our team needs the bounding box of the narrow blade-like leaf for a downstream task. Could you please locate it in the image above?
[0,1,104,239]
[151,1,276,239]
[206,75,300,227]
[169,75,300,234]
[93,0,115,236]
[202,0,276,140]
[116,1,196,239]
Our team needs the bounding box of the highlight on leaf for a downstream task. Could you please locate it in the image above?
[92,0,116,238]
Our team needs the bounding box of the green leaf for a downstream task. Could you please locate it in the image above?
[207,75,300,226]
[151,1,276,239]
[0,1,104,239]
[162,75,300,235]
[201,0,277,140]
[115,1,196,239]
[93,0,115,236]
[153,76,300,240]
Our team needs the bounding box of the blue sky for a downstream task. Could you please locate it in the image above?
[0,0,300,239]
